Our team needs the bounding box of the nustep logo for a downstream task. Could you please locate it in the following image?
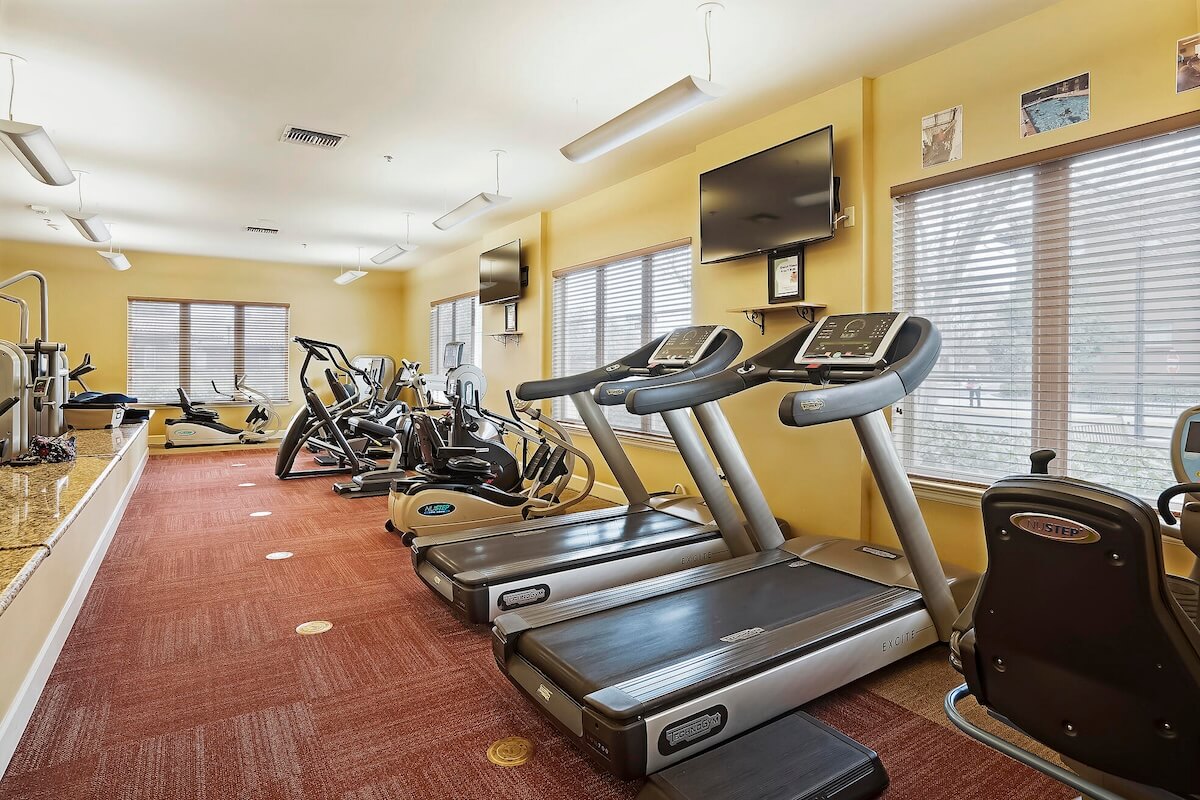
[1010,513,1100,544]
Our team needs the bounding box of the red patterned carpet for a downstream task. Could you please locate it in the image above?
[0,450,1076,799]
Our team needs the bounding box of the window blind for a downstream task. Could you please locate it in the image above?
[552,243,692,436]
[127,299,289,404]
[893,125,1200,501]
[429,295,482,374]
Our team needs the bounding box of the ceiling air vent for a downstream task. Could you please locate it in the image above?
[245,225,279,235]
[279,125,346,149]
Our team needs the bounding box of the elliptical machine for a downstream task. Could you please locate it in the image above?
[163,377,281,448]
[385,384,594,542]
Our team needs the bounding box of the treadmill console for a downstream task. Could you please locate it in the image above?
[649,325,724,368]
[1171,405,1200,482]
[795,312,908,367]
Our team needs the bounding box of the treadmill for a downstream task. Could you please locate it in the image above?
[408,325,772,623]
[492,312,978,781]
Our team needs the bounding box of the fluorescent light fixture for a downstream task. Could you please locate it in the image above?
[0,120,74,186]
[64,211,110,243]
[97,250,131,271]
[560,76,722,164]
[371,243,417,265]
[333,269,368,285]
[433,192,510,231]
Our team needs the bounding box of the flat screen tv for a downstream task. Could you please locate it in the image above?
[699,125,835,264]
[479,239,521,305]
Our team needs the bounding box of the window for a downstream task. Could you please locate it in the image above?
[127,298,289,404]
[429,294,482,374]
[893,125,1200,501]
[551,242,692,437]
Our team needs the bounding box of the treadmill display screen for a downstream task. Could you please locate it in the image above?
[650,326,722,367]
[797,313,904,366]
[1187,421,1200,454]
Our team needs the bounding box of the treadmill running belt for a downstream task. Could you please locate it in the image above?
[427,511,709,580]
[518,562,891,701]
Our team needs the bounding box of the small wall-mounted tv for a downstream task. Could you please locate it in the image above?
[479,239,521,305]
[699,125,835,264]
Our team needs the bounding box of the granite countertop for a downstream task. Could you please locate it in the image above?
[0,421,148,611]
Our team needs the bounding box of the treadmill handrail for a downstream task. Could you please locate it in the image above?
[515,335,669,401]
[624,317,940,425]
[592,329,743,407]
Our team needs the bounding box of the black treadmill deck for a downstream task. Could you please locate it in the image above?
[426,511,718,587]
[517,560,920,713]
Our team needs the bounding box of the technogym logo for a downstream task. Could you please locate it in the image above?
[498,584,550,611]
[658,705,728,755]
[1010,513,1101,544]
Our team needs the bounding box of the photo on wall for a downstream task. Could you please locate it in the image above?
[1179,34,1200,94]
[921,105,963,168]
[1020,72,1090,137]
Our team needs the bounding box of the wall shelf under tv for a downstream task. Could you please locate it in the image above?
[727,301,825,335]
[488,331,524,347]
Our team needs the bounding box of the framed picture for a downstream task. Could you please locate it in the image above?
[921,105,963,168]
[1020,72,1090,138]
[504,302,518,332]
[767,248,804,304]
[1179,34,1200,94]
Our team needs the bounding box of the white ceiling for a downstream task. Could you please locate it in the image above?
[0,0,1056,270]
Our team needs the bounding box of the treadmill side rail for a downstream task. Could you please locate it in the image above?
[410,504,645,550]
[494,550,793,639]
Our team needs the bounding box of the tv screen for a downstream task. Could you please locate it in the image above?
[699,126,835,264]
[479,239,521,305]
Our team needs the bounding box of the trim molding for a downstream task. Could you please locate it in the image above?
[892,110,1200,198]
[911,477,985,508]
[560,421,678,453]
[430,290,478,307]
[128,296,290,308]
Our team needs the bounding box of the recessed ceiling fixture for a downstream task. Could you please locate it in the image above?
[97,225,131,271]
[64,171,110,243]
[279,125,345,149]
[560,3,725,163]
[372,212,419,264]
[0,53,74,186]
[434,150,511,231]
[334,247,368,286]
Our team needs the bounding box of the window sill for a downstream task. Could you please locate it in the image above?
[559,422,678,452]
[909,476,986,508]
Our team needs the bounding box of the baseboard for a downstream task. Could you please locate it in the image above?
[568,474,625,505]
[149,433,283,447]
[0,446,148,776]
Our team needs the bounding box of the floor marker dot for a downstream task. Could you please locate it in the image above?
[265,552,293,560]
[231,463,247,467]
[250,511,272,518]
[487,737,534,767]
[238,482,256,487]
[296,621,333,635]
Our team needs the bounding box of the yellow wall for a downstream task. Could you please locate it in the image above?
[397,0,1200,574]
[0,239,406,437]
[398,212,547,406]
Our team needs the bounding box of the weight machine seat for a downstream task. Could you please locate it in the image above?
[176,388,219,421]
[446,455,493,475]
[955,475,1200,797]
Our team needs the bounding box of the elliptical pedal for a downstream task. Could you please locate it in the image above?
[637,711,887,800]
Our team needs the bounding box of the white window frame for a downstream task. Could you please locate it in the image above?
[551,240,693,441]
[126,297,290,405]
[892,122,1200,504]
[429,293,482,374]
